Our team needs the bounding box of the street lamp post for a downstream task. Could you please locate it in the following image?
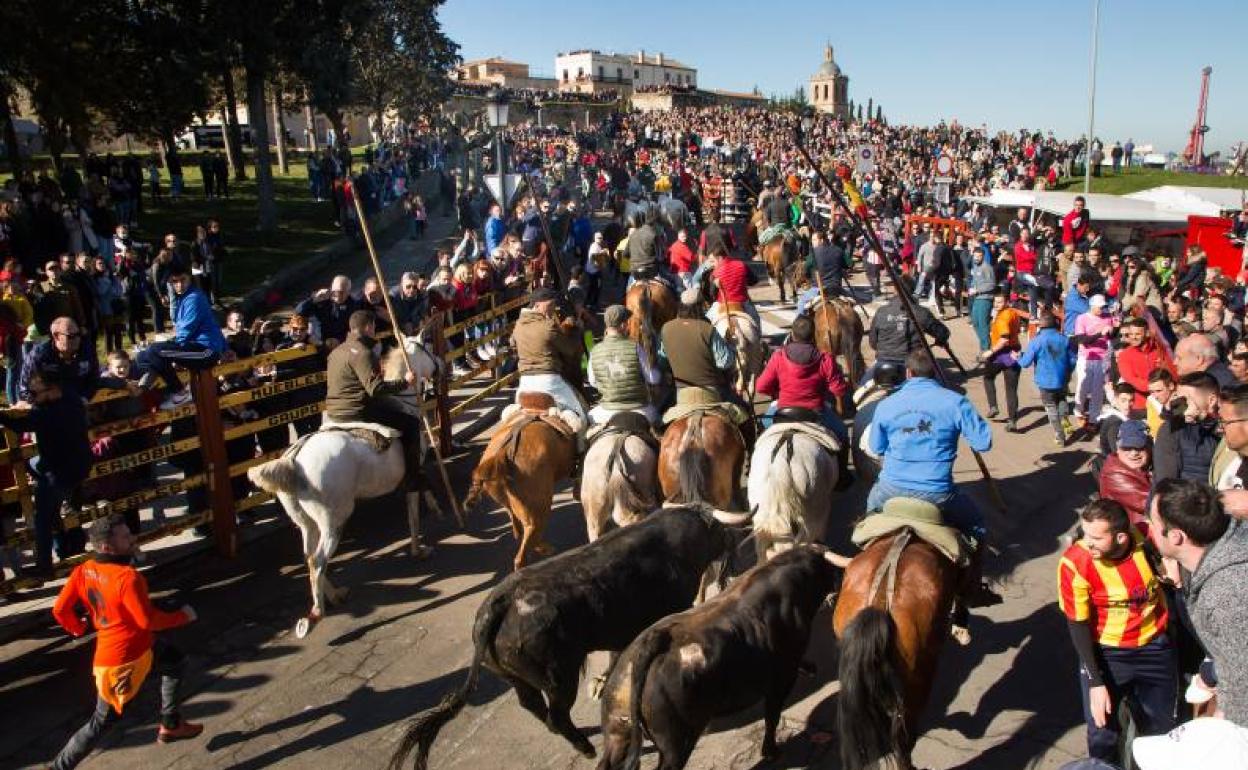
[535,99,543,129]
[485,88,510,206]
[1084,0,1101,194]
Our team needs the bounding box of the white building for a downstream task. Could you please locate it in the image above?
[553,49,696,94]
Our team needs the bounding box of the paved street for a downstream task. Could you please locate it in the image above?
[1,260,1098,770]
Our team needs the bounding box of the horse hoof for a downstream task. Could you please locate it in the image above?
[410,544,434,560]
[295,615,318,639]
[951,625,971,646]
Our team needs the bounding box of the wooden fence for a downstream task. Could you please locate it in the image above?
[0,289,531,596]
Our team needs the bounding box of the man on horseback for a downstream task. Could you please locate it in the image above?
[324,311,429,527]
[512,287,587,443]
[867,350,992,543]
[866,282,950,386]
[587,305,661,426]
[660,288,754,442]
[626,205,677,291]
[756,314,853,488]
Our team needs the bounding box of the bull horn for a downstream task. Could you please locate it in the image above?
[711,508,752,526]
[823,551,852,569]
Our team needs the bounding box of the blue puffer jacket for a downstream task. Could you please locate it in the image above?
[869,377,993,493]
[173,285,226,354]
[1018,327,1072,390]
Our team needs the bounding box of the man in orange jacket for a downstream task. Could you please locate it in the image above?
[48,515,201,769]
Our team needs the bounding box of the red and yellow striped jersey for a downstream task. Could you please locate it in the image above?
[1057,535,1168,648]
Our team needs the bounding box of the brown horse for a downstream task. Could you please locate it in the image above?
[832,529,962,770]
[464,405,577,571]
[750,208,799,304]
[657,410,746,510]
[625,280,678,369]
[812,296,867,386]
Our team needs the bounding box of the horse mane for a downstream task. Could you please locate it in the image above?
[381,345,406,381]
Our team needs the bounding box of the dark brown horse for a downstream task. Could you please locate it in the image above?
[465,399,578,571]
[832,529,962,770]
[812,296,867,385]
[625,280,678,370]
[657,410,746,510]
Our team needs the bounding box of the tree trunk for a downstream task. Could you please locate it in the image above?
[0,88,24,179]
[303,100,317,151]
[220,66,247,181]
[326,109,345,148]
[46,120,67,177]
[271,88,288,176]
[245,66,277,232]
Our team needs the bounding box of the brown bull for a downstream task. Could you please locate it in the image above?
[464,404,576,571]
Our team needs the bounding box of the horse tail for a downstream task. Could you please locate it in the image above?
[752,433,809,544]
[638,285,657,369]
[247,456,304,495]
[839,306,860,385]
[464,436,510,511]
[673,418,710,506]
[388,591,510,770]
[607,435,655,526]
[622,626,674,770]
[837,607,908,770]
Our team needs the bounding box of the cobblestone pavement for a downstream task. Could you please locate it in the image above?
[1,263,1096,770]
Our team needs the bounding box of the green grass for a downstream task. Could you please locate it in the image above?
[1050,167,1248,195]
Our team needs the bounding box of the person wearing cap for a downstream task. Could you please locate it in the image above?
[47,514,202,768]
[1071,293,1115,430]
[1098,420,1153,535]
[587,305,661,426]
[1149,479,1248,728]
[1057,497,1175,765]
[512,287,587,428]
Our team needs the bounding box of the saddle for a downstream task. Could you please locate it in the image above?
[759,223,796,247]
[316,418,401,453]
[663,387,750,427]
[773,406,822,425]
[586,410,661,455]
[852,497,972,567]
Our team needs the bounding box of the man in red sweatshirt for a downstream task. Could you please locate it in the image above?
[1115,317,1174,415]
[756,314,853,487]
[1062,195,1091,247]
[49,515,201,769]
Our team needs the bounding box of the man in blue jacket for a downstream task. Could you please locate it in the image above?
[867,350,994,542]
[136,263,226,409]
[1063,271,1094,337]
[483,202,506,256]
[1019,311,1073,445]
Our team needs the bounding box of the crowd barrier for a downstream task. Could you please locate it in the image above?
[0,288,532,596]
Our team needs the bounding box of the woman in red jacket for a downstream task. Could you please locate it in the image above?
[756,314,853,485]
[450,262,479,375]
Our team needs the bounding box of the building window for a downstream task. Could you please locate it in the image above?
[562,69,568,82]
[634,69,639,79]
[616,67,622,81]
[664,72,670,83]
[598,66,603,79]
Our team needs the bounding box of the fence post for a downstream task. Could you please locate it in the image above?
[432,311,453,455]
[190,369,237,558]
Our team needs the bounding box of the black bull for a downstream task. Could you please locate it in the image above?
[597,546,843,770]
[388,506,745,770]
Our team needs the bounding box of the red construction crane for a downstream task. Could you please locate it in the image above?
[1182,66,1213,167]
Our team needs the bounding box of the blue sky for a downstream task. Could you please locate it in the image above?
[439,0,1246,154]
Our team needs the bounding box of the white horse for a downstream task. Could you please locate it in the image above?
[710,309,765,395]
[248,337,441,638]
[580,425,659,542]
[747,423,840,562]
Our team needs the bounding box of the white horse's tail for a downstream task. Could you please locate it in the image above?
[605,434,657,528]
[248,456,305,495]
[750,432,811,545]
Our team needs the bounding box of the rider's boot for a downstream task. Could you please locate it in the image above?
[834,446,855,491]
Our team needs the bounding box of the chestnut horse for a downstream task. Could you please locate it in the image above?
[832,528,962,770]
[465,406,577,571]
[812,297,866,386]
[749,208,799,304]
[657,410,746,511]
[625,280,678,370]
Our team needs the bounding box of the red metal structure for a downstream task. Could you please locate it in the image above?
[1182,67,1213,167]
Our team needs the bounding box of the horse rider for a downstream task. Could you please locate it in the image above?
[511,287,587,445]
[323,309,431,555]
[660,287,755,443]
[627,205,677,291]
[865,280,950,386]
[587,304,661,426]
[867,350,992,545]
[756,314,854,488]
[796,227,850,317]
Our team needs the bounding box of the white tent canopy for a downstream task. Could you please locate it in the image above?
[1125,185,1248,217]
[967,189,1191,224]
